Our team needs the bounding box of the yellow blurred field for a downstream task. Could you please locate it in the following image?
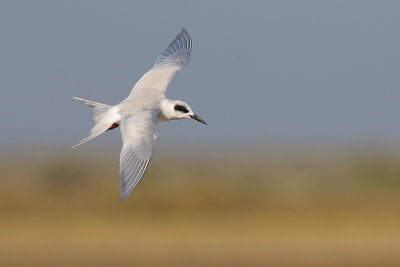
[1,153,400,266]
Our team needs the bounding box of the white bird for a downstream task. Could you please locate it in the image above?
[72,29,206,201]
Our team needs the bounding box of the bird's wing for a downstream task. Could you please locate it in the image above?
[119,111,159,201]
[127,28,192,97]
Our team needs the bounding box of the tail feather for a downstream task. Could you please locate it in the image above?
[71,133,103,149]
[72,97,121,148]
[73,97,109,108]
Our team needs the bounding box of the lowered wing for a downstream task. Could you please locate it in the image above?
[119,111,159,201]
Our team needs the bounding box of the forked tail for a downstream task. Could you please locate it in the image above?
[71,97,121,148]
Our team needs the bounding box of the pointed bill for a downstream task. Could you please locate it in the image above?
[190,114,207,125]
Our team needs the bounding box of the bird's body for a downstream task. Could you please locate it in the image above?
[73,29,206,201]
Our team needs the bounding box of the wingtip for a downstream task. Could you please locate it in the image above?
[181,27,191,39]
[156,28,192,66]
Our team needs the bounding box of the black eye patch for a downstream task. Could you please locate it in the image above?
[174,105,189,113]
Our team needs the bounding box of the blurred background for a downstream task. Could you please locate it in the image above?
[1,1,400,266]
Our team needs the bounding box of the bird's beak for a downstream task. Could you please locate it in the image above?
[190,114,207,125]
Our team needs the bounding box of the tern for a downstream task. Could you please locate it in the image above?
[72,29,206,201]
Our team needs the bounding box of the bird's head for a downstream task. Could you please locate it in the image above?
[159,99,207,125]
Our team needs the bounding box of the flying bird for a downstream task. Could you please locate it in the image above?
[72,29,206,201]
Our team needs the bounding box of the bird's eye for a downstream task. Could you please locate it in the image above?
[174,105,189,113]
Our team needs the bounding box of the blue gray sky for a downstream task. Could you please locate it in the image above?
[1,1,399,151]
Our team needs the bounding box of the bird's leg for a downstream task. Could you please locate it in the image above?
[107,122,120,131]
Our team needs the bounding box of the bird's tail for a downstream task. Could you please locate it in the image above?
[71,97,121,148]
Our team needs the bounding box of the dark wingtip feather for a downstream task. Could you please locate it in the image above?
[156,28,192,67]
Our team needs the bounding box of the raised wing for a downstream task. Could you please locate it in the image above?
[119,111,159,201]
[127,28,192,97]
